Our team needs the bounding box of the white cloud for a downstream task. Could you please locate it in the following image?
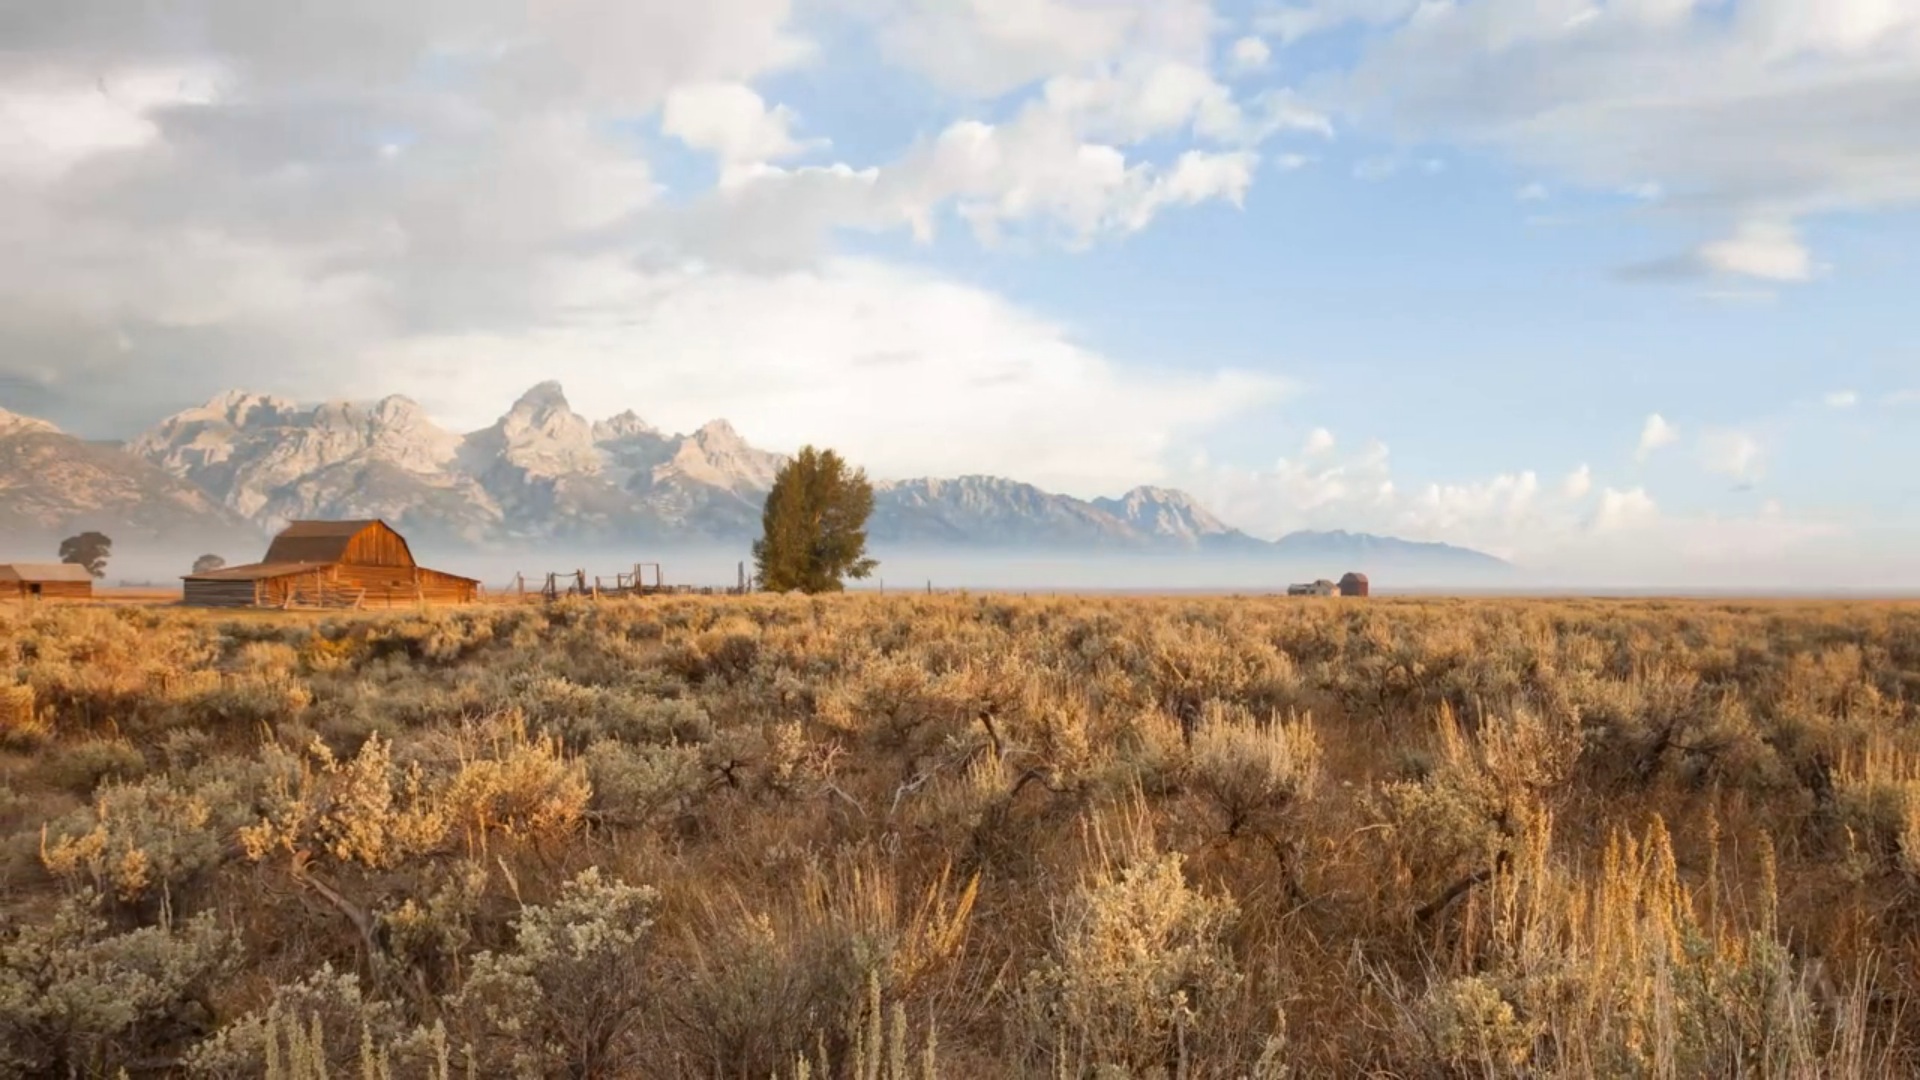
[1257,0,1422,45]
[1179,425,1863,581]
[1700,429,1766,483]
[0,0,1340,442]
[1636,413,1679,460]
[1697,220,1817,283]
[1593,487,1659,533]
[862,0,1215,99]
[358,256,1290,495]
[1187,436,1574,563]
[1824,389,1859,408]
[1516,182,1549,201]
[1042,65,1332,147]
[1190,438,1395,537]
[1887,389,1920,406]
[1405,470,1541,539]
[1561,463,1592,499]
[1229,36,1272,73]
[1282,0,1920,284]
[0,65,222,182]
[662,82,823,184]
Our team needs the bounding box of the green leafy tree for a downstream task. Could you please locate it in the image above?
[58,531,111,579]
[752,446,878,594]
[192,554,227,574]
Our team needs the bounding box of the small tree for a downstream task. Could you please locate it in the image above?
[58,532,111,579]
[192,554,227,574]
[752,446,878,594]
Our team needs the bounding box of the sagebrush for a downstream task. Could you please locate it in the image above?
[2,594,1917,1077]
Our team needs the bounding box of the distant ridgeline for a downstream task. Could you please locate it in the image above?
[0,392,1510,575]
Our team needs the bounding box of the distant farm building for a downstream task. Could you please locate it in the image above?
[1286,579,1338,597]
[1338,572,1370,598]
[181,520,479,609]
[0,563,94,601]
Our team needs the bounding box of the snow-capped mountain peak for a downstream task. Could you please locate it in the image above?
[592,410,658,443]
[474,381,602,478]
[1092,485,1232,541]
[657,418,783,493]
[32,383,1519,572]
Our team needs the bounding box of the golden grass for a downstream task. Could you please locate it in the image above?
[1,593,1918,1077]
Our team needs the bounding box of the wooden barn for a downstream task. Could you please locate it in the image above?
[0,563,94,601]
[1338,572,1370,598]
[181,520,479,609]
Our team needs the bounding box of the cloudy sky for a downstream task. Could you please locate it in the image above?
[2,0,1917,582]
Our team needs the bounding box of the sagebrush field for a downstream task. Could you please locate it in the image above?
[4,595,1920,1078]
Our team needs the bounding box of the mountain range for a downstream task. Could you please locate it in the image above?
[0,384,1510,575]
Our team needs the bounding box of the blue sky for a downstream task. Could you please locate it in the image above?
[1,0,1917,581]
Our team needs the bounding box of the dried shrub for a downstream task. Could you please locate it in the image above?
[1416,974,1537,1072]
[584,740,703,828]
[185,965,408,1079]
[0,684,46,750]
[1188,703,1321,840]
[1366,704,1582,919]
[1024,813,1244,1077]
[513,676,711,752]
[41,774,226,905]
[240,734,449,869]
[667,854,976,1078]
[0,891,238,1077]
[1393,811,1882,1077]
[451,867,657,1078]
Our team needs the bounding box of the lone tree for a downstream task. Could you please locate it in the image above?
[58,531,112,579]
[753,446,878,594]
[192,554,226,574]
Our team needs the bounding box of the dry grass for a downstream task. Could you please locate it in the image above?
[2,594,1918,1078]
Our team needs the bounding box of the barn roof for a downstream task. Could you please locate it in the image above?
[182,561,330,582]
[181,560,482,586]
[262,519,411,566]
[0,563,96,584]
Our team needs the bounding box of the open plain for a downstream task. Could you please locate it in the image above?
[3,594,1919,1078]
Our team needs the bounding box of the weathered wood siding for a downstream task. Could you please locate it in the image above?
[185,565,476,609]
[340,523,416,568]
[182,579,262,608]
[4,580,92,600]
[337,565,478,605]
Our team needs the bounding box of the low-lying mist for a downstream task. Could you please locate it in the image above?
[75,539,1920,598]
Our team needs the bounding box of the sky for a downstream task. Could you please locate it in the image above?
[1,0,1917,583]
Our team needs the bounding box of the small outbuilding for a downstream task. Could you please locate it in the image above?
[1338,571,1370,598]
[0,563,95,601]
[181,519,479,609]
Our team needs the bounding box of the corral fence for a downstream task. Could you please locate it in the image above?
[509,562,757,603]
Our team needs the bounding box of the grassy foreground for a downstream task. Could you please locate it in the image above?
[3,595,1919,1078]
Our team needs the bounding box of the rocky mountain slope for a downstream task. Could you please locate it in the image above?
[0,408,252,551]
[1271,529,1510,570]
[1,388,1513,574]
[128,382,785,546]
